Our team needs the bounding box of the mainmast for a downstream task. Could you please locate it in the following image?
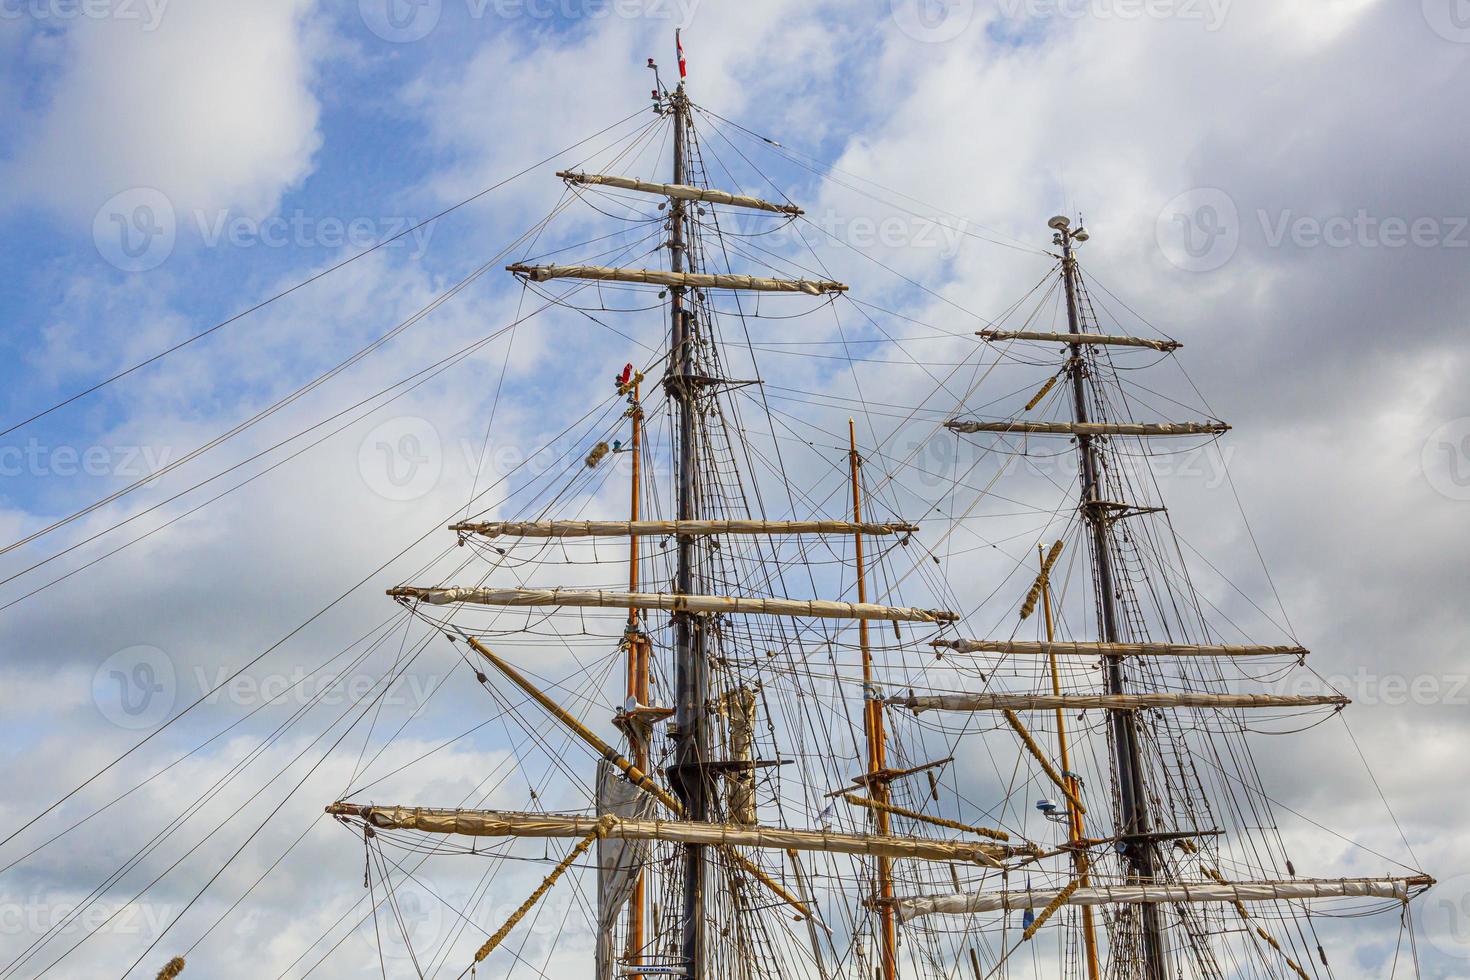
[667,79,711,980]
[1053,214,1169,979]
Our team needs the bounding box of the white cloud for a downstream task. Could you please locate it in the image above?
[2,0,325,222]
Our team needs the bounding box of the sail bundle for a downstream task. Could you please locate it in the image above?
[896,692,1348,712]
[556,171,804,215]
[932,639,1309,658]
[325,805,1025,865]
[390,586,958,622]
[507,263,847,296]
[977,330,1181,352]
[946,419,1229,437]
[887,877,1431,922]
[451,519,917,539]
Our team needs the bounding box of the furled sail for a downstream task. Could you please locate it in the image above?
[977,329,1181,351]
[506,263,847,295]
[895,693,1348,712]
[932,639,1308,658]
[556,171,804,215]
[888,877,1432,922]
[946,420,1229,437]
[389,586,958,622]
[451,519,917,538]
[325,805,1026,865]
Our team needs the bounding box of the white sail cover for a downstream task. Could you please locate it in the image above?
[946,419,1229,437]
[932,639,1307,658]
[897,693,1349,712]
[977,329,1181,352]
[325,805,1019,864]
[389,586,958,622]
[507,264,847,295]
[892,878,1419,922]
[556,171,804,215]
[451,519,916,538]
[596,759,654,980]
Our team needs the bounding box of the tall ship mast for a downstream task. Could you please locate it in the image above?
[312,38,1434,980]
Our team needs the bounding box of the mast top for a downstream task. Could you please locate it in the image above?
[1051,214,1090,246]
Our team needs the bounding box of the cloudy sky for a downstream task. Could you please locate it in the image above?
[0,1,1466,977]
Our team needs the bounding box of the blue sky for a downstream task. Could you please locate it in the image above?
[0,1,1467,977]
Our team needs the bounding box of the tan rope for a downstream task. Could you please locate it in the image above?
[1001,710,1086,815]
[840,793,1010,842]
[474,820,609,964]
[1022,879,1081,941]
[1024,375,1059,412]
[1203,864,1310,979]
[1019,541,1064,620]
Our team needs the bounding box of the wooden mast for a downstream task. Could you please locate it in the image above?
[1053,214,1169,978]
[850,420,897,980]
[667,75,710,980]
[625,371,647,980]
[1039,544,1100,980]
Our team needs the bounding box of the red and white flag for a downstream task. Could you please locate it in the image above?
[676,30,687,79]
